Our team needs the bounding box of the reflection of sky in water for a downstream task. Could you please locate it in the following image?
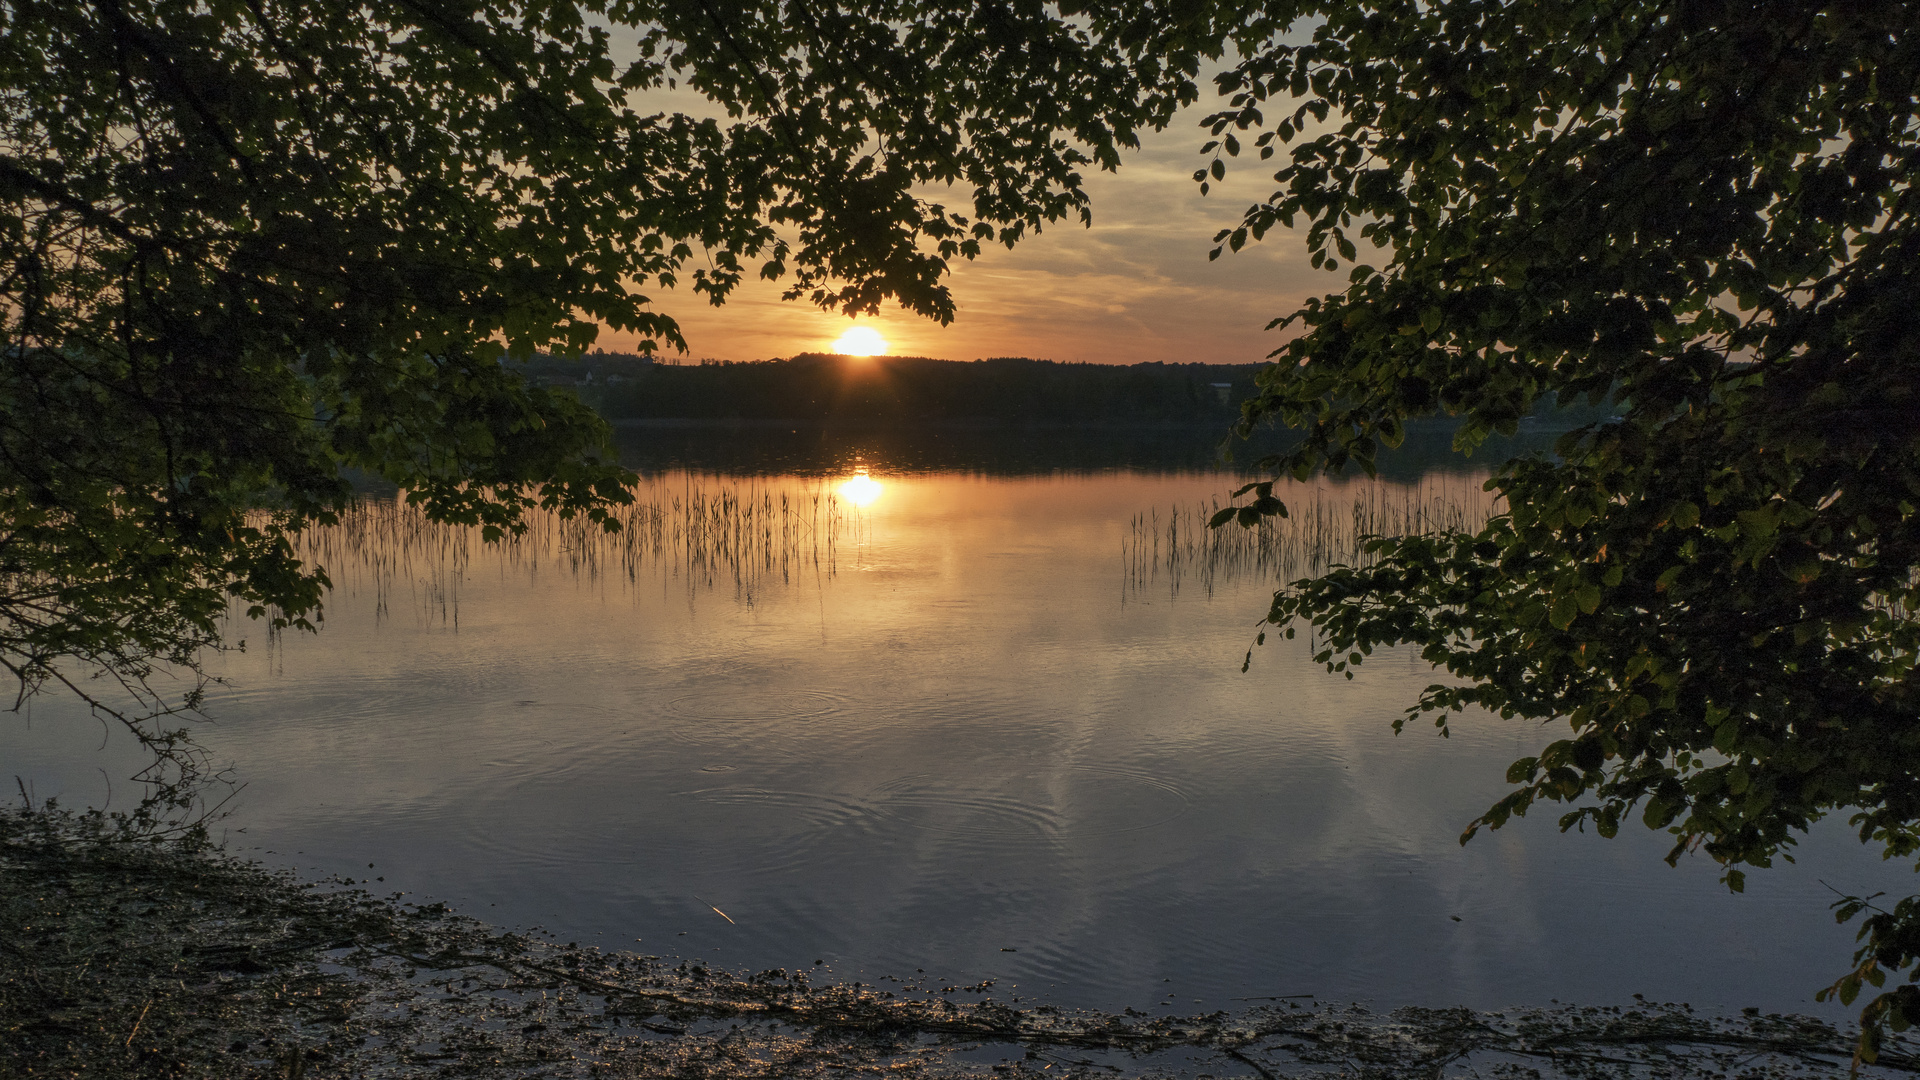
[3,469,1904,1017]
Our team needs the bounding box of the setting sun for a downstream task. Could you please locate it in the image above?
[830,326,888,356]
[838,471,883,507]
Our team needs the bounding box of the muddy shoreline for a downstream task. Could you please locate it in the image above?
[3,806,1905,1079]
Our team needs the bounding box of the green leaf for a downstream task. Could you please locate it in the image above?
[1549,594,1580,630]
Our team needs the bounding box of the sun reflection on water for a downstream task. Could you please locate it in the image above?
[838,471,883,507]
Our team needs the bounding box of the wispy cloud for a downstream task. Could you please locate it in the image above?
[604,107,1340,365]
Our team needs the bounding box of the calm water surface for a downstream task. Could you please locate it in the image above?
[5,450,1905,1019]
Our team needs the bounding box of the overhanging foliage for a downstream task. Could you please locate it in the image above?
[1206,0,1920,1057]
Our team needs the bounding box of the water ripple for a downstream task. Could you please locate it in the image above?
[667,690,854,752]
[866,766,1191,843]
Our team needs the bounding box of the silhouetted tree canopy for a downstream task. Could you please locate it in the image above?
[1203,0,1919,1058]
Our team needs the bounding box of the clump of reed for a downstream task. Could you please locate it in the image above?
[281,477,848,625]
[1123,472,1498,601]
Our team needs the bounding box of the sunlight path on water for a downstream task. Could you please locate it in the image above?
[4,468,1906,1020]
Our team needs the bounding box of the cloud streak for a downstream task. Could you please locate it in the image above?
[602,108,1337,366]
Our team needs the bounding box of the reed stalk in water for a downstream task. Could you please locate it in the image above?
[1123,473,1498,601]
[265,477,850,629]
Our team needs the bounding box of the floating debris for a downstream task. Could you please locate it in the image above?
[693,895,738,925]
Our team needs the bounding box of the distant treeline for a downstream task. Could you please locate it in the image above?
[521,348,656,387]
[578,354,1264,424]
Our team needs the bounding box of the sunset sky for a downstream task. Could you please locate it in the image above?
[595,104,1332,367]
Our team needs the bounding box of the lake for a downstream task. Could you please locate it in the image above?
[4,425,1904,1022]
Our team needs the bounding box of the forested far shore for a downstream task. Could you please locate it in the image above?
[549,353,1266,424]
[523,351,1619,432]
